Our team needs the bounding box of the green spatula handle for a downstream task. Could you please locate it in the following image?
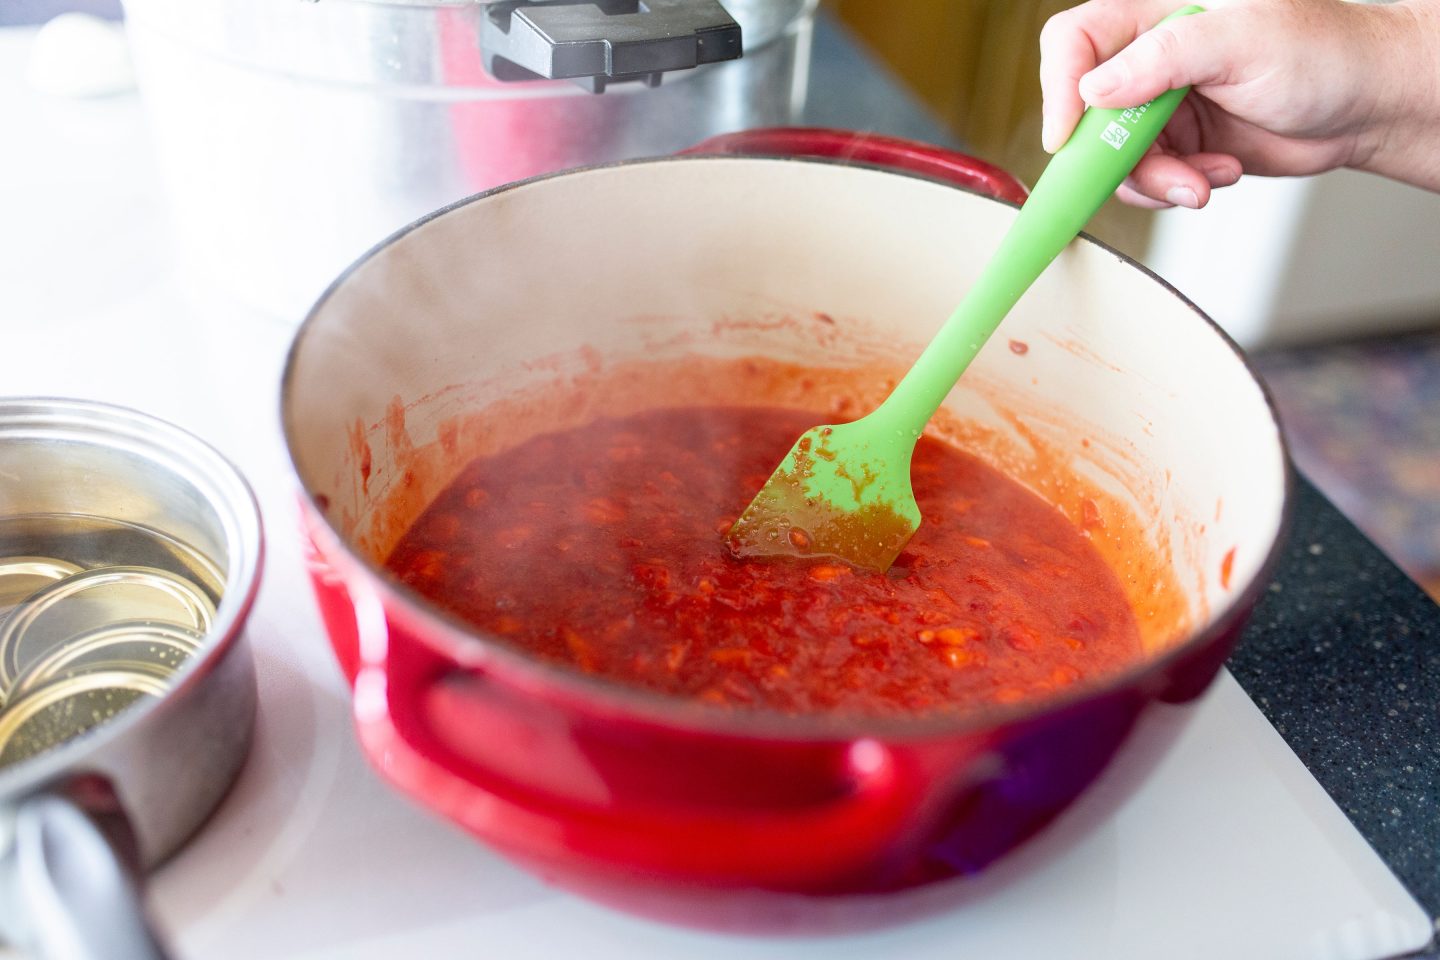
[872,5,1205,431]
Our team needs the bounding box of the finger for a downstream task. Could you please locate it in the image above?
[1186,152,1243,188]
[1125,151,1213,207]
[1039,3,1135,152]
[1120,149,1243,208]
[1079,9,1239,110]
[1039,5,1114,152]
[1116,181,1176,209]
[1039,0,1192,152]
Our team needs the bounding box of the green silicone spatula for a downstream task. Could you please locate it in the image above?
[728,5,1204,572]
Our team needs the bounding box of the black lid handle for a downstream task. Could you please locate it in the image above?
[482,0,743,93]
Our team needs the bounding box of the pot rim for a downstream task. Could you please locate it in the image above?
[0,397,265,798]
[281,151,1296,743]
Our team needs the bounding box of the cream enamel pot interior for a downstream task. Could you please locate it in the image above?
[281,131,1290,926]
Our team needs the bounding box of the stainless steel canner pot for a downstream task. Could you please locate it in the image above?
[0,399,263,960]
[119,0,819,320]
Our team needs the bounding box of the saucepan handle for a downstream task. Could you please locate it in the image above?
[682,127,1031,204]
[326,561,985,889]
[1,789,169,960]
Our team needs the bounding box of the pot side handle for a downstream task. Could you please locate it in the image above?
[2,790,169,960]
[682,127,1031,205]
[324,561,985,889]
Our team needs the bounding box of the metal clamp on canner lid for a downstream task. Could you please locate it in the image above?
[481,0,743,92]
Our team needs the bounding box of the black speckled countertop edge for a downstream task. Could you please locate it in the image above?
[1228,474,1439,955]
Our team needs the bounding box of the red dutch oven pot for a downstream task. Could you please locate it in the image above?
[281,129,1290,926]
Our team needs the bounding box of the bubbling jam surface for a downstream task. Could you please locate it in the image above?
[385,406,1143,718]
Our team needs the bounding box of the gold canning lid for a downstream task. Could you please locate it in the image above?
[0,514,225,606]
[0,556,84,616]
[0,669,170,770]
[0,565,215,696]
[9,619,205,699]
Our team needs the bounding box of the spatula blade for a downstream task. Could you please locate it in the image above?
[726,422,921,572]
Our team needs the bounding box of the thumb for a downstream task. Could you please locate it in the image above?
[1079,11,1230,108]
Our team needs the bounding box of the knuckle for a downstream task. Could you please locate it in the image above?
[1039,7,1071,31]
[1039,2,1098,43]
[1038,10,1073,47]
[1143,24,1182,63]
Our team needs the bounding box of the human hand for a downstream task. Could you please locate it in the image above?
[1038,0,1440,207]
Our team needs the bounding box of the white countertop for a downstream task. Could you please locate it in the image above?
[0,24,1432,960]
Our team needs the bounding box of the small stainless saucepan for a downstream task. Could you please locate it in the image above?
[0,399,262,959]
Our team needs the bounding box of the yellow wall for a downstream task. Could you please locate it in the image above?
[830,0,1152,254]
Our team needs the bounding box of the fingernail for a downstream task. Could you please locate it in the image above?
[1080,65,1120,99]
[1165,186,1199,209]
[1041,117,1058,153]
[1203,164,1241,187]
